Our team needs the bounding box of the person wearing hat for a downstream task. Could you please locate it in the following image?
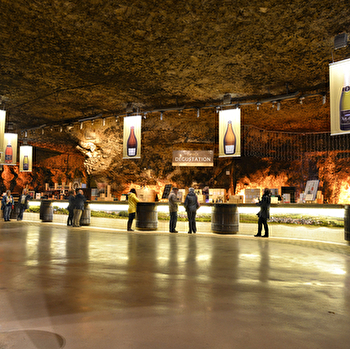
[184,188,200,234]
[168,187,179,233]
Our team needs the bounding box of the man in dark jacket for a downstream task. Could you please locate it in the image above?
[184,187,200,234]
[72,189,86,227]
[17,188,31,221]
[254,188,271,238]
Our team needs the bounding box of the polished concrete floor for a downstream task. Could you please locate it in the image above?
[1,221,350,348]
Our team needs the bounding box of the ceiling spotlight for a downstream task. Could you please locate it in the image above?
[42,128,44,135]
[102,118,106,126]
[299,97,305,104]
[160,112,163,121]
[197,108,200,118]
[80,122,83,129]
[277,102,281,111]
[322,94,326,105]
[91,120,94,126]
[256,102,261,110]
[334,33,348,50]
[60,126,63,132]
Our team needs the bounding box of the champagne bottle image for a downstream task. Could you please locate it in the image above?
[5,140,12,163]
[127,126,137,157]
[223,120,236,155]
[23,155,29,170]
[340,83,350,130]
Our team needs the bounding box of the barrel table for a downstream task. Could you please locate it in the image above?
[345,205,350,241]
[80,204,91,226]
[40,200,53,222]
[136,202,158,230]
[211,203,239,234]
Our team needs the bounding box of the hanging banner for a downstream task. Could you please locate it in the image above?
[0,111,5,155]
[330,58,350,135]
[19,145,33,172]
[123,115,141,159]
[0,133,17,165]
[219,109,241,157]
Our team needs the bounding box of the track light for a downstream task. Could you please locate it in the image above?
[160,112,163,121]
[322,94,326,105]
[197,108,200,118]
[277,102,281,111]
[300,97,305,104]
[80,122,83,129]
[102,118,105,126]
[91,120,94,126]
[256,102,261,110]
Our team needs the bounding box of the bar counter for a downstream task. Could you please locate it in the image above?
[29,200,345,218]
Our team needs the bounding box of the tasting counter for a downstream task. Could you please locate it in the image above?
[30,200,347,238]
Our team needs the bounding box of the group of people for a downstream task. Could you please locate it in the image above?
[67,189,86,227]
[128,186,271,237]
[127,187,200,234]
[1,188,31,222]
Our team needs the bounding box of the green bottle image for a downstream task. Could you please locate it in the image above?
[340,78,350,130]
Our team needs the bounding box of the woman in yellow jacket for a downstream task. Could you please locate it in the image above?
[127,188,140,231]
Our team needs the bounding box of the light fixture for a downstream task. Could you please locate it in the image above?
[42,128,44,135]
[334,33,348,50]
[24,130,28,137]
[102,118,106,126]
[197,108,200,118]
[322,94,326,105]
[277,102,281,111]
[60,126,63,132]
[91,120,94,126]
[299,97,305,104]
[160,112,163,120]
[223,93,231,105]
[80,122,83,129]
[256,102,261,110]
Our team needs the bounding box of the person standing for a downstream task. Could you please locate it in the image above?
[17,188,31,221]
[254,188,271,238]
[127,188,139,231]
[67,190,75,226]
[168,187,179,233]
[72,189,86,227]
[184,188,200,234]
[2,190,14,222]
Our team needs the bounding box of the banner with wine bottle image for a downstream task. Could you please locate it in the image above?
[123,115,141,159]
[19,145,33,172]
[0,133,18,165]
[219,109,241,157]
[330,58,350,135]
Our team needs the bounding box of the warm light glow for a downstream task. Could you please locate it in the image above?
[0,110,5,153]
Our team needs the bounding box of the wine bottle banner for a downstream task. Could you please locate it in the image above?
[123,115,142,159]
[330,58,350,135]
[218,109,241,157]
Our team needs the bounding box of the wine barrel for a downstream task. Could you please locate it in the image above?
[211,204,239,234]
[136,202,158,230]
[40,200,53,222]
[345,205,350,241]
[80,204,91,226]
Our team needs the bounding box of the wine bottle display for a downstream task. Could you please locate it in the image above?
[5,141,12,163]
[127,126,137,157]
[340,85,350,130]
[223,120,236,155]
[23,155,29,170]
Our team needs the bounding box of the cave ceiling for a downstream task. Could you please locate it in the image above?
[1,0,350,136]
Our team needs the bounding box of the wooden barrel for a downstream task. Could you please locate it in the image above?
[39,200,53,222]
[136,202,158,230]
[211,204,239,234]
[80,204,91,226]
[345,205,350,241]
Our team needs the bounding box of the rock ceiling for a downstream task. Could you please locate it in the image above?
[1,0,350,133]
